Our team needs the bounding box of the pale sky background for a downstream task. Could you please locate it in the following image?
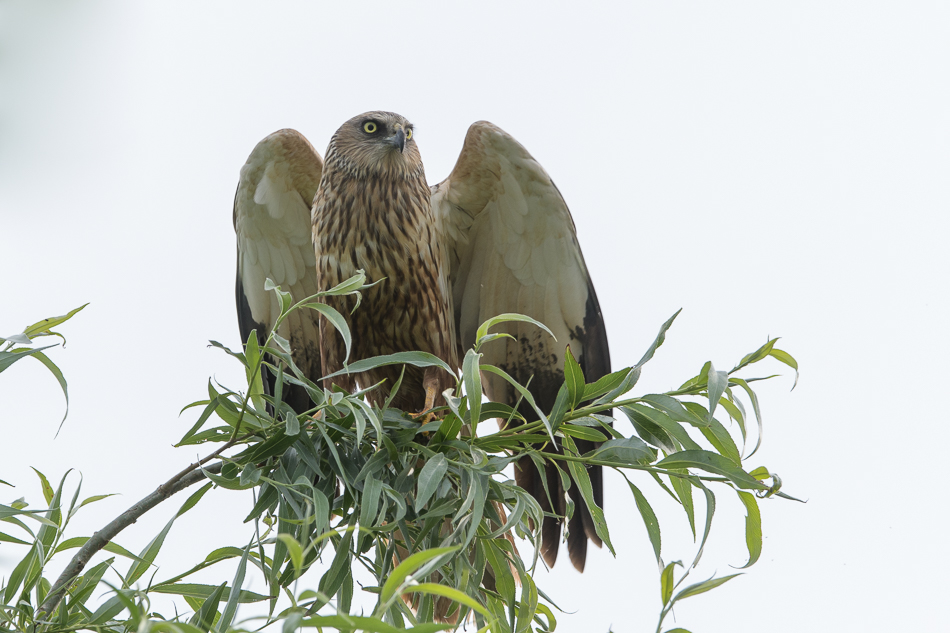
[1,2,948,631]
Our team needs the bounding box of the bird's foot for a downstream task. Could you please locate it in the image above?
[411,380,441,424]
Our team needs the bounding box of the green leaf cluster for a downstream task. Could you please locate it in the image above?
[1,276,800,632]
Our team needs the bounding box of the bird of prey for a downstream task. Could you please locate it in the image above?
[233,112,610,572]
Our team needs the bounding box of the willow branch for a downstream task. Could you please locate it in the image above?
[36,448,232,622]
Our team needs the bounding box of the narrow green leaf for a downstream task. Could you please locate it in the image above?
[126,483,211,585]
[29,351,70,429]
[217,539,252,632]
[77,493,117,510]
[672,573,742,601]
[731,338,778,373]
[623,404,701,452]
[282,612,304,633]
[360,476,384,528]
[706,362,728,422]
[87,592,131,625]
[548,383,570,431]
[669,472,695,538]
[178,482,213,516]
[415,453,448,513]
[149,583,269,603]
[22,304,88,340]
[564,346,585,410]
[65,557,115,610]
[634,309,681,369]
[126,517,175,586]
[660,560,682,605]
[244,328,266,414]
[735,491,762,569]
[264,278,293,316]
[3,542,37,603]
[621,406,677,453]
[582,366,633,402]
[352,397,384,442]
[277,534,303,576]
[691,480,716,569]
[0,531,29,545]
[656,451,766,490]
[731,378,765,459]
[515,569,539,632]
[475,313,554,346]
[562,436,613,555]
[484,539,517,606]
[626,479,661,563]
[0,333,31,345]
[176,392,220,446]
[381,547,459,604]
[717,395,746,446]
[53,536,142,562]
[302,302,352,364]
[31,468,54,505]
[300,615,450,633]
[558,424,608,443]
[240,464,262,486]
[769,347,799,389]
[585,437,656,465]
[480,364,553,443]
[190,581,226,630]
[402,583,491,617]
[147,623,207,633]
[463,349,482,428]
[697,417,741,466]
[463,474,489,548]
[317,522,356,601]
[0,345,56,373]
[593,366,640,405]
[36,470,67,559]
[320,271,368,296]
[0,503,56,526]
[323,351,454,381]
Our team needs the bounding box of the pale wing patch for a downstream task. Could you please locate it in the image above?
[235,129,323,341]
[434,120,604,392]
[255,161,303,221]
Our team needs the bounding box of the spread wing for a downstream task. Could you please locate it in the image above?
[432,121,611,572]
[234,129,323,413]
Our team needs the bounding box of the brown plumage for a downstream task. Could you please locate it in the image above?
[312,112,458,411]
[234,113,610,577]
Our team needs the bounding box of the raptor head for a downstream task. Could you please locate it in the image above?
[326,111,422,178]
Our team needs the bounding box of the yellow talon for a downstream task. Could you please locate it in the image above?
[411,379,441,424]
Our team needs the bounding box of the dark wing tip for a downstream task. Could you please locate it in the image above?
[567,523,588,573]
[541,516,561,569]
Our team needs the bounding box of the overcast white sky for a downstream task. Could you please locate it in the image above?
[1,2,948,631]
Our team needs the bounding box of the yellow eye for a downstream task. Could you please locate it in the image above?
[406,128,413,140]
[363,121,377,134]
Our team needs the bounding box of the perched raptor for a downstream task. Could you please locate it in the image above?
[233,112,610,572]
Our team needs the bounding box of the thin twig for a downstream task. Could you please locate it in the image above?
[157,432,249,495]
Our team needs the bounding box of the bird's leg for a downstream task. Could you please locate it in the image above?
[411,367,443,423]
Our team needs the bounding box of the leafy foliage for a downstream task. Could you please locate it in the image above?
[0,304,86,429]
[1,278,799,632]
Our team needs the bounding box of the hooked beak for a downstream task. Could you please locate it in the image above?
[389,128,407,153]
